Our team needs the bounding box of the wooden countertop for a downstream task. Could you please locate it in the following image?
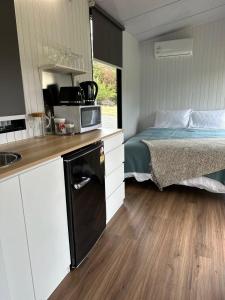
[0,129,122,180]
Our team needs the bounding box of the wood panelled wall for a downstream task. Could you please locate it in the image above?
[0,0,92,144]
[139,18,225,130]
[122,32,140,140]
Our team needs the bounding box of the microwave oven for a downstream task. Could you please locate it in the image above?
[54,105,101,133]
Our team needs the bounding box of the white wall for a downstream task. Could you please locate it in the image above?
[0,0,92,144]
[122,31,141,139]
[139,18,225,130]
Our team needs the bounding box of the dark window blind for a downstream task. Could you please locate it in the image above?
[91,7,124,68]
[0,0,25,117]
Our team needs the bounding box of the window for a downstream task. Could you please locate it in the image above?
[90,5,124,129]
[93,60,118,129]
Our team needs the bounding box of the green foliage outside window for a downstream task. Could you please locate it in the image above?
[93,61,117,103]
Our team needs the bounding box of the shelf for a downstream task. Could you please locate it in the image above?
[39,64,87,75]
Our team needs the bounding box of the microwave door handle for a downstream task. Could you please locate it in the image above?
[73,177,91,190]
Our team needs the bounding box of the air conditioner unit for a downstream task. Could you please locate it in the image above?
[154,38,193,58]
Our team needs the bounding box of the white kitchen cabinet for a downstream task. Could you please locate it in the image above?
[0,176,35,300]
[106,182,125,223]
[104,132,124,153]
[104,132,125,223]
[105,144,124,176]
[105,164,124,198]
[0,242,10,300]
[19,158,70,300]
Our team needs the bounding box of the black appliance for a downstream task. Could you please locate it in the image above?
[63,142,106,268]
[43,84,60,106]
[59,86,84,105]
[80,81,98,105]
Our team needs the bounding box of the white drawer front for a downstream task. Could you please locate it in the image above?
[106,182,125,223]
[105,144,124,176]
[105,164,124,198]
[104,132,124,154]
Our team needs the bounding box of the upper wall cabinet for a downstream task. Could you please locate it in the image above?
[0,1,25,118]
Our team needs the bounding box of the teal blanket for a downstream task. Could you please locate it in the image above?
[124,128,225,185]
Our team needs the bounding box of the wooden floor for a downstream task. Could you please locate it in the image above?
[50,181,225,300]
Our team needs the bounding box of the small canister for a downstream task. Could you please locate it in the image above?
[30,112,50,137]
[65,123,75,135]
[54,118,66,135]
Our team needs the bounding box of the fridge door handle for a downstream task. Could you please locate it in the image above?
[73,177,91,190]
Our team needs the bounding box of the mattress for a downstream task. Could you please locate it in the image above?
[124,128,225,192]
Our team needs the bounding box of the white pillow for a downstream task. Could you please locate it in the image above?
[154,109,191,128]
[189,110,225,129]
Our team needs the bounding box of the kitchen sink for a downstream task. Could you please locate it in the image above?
[0,152,22,168]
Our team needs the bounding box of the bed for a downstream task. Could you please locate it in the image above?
[125,111,225,193]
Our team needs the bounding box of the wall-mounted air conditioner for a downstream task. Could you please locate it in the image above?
[154,38,193,58]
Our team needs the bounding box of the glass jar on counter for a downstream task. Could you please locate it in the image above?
[54,118,66,135]
[30,112,51,137]
[65,123,75,135]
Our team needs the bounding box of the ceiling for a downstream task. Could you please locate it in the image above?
[96,0,225,40]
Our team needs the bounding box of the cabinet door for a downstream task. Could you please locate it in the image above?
[106,182,125,223]
[105,164,124,198]
[105,144,124,176]
[20,158,70,300]
[0,242,10,300]
[0,177,35,300]
[104,132,124,154]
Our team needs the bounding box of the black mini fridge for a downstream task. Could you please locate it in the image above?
[63,142,106,268]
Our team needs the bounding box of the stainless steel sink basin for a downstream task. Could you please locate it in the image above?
[0,152,22,168]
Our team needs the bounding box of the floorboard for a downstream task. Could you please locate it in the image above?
[49,181,225,300]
